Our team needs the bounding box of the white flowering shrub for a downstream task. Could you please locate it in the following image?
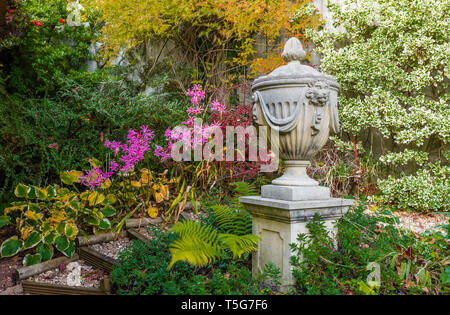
[309,0,449,211]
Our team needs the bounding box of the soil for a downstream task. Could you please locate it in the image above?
[0,226,24,292]
[364,208,448,235]
[0,259,21,291]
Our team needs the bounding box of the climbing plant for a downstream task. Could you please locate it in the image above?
[89,0,322,88]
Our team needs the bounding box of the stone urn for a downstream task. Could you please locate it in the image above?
[241,38,353,289]
[252,37,340,199]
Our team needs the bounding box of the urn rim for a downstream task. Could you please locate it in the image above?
[252,37,339,92]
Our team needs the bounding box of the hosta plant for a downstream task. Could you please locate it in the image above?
[0,171,118,265]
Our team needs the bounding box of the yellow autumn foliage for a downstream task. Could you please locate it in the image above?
[87,0,321,84]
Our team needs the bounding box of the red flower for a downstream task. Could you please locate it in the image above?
[60,18,65,23]
[9,9,13,14]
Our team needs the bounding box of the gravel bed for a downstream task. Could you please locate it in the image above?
[365,208,448,235]
[180,209,206,222]
[27,260,104,288]
[135,227,153,240]
[89,238,131,260]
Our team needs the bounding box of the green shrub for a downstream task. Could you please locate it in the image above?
[309,0,449,211]
[0,68,188,208]
[0,1,190,209]
[2,0,100,95]
[111,227,280,295]
[111,229,206,295]
[375,165,449,212]
[290,203,449,295]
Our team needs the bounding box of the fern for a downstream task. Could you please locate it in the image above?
[211,205,252,236]
[231,181,258,207]
[168,220,260,268]
[168,181,261,268]
[218,234,260,259]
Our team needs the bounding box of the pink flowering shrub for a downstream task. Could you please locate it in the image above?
[156,83,270,189]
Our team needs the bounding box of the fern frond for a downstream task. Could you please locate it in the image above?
[168,220,222,268]
[168,236,222,268]
[218,233,260,259]
[231,181,258,206]
[170,220,219,243]
[211,205,252,236]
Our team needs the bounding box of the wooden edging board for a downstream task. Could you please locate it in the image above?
[21,278,111,295]
[17,221,154,295]
[15,254,79,281]
[77,228,151,274]
[16,253,112,295]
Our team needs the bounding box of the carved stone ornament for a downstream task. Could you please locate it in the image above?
[252,37,340,186]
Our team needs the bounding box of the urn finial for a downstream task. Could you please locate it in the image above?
[281,37,306,63]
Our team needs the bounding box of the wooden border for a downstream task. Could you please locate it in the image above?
[15,255,79,281]
[77,229,151,273]
[77,246,117,274]
[126,228,151,242]
[76,230,127,247]
[21,279,111,295]
[125,217,162,229]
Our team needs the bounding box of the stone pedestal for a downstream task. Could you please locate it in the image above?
[240,193,353,291]
[245,37,349,291]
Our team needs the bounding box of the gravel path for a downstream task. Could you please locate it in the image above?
[364,208,448,235]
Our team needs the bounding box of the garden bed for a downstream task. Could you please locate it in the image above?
[15,254,111,295]
[22,260,110,295]
[89,238,131,260]
[77,228,151,274]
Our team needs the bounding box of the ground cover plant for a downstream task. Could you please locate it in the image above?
[290,201,449,295]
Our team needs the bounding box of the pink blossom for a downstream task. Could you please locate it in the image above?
[79,167,113,190]
[104,139,122,155]
[182,116,195,126]
[186,84,206,105]
[154,145,171,161]
[187,106,203,116]
[211,100,226,112]
[164,128,172,140]
[103,126,154,174]
[110,161,118,171]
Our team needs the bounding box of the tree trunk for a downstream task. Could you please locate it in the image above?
[0,0,6,27]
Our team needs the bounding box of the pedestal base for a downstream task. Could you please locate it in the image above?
[240,196,354,291]
[262,184,331,201]
[271,160,318,186]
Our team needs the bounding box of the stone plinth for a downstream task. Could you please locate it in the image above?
[261,184,331,201]
[240,195,353,290]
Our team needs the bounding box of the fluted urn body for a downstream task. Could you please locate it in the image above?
[252,38,340,187]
